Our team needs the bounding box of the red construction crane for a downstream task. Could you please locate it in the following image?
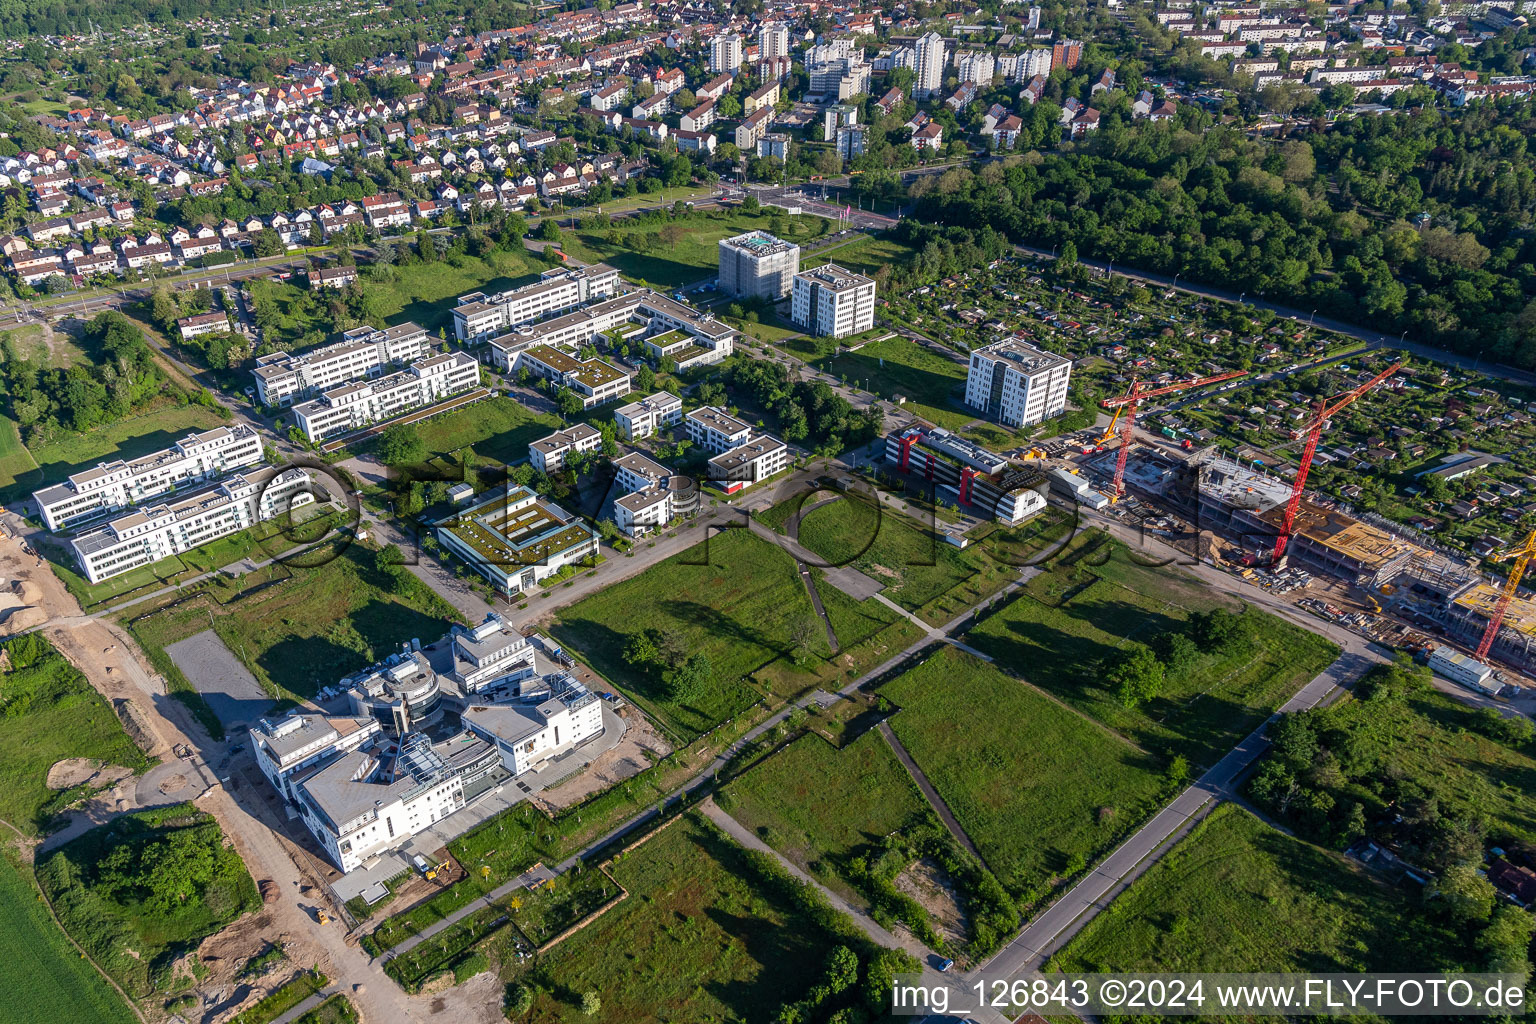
[1102,371,1249,498]
[1475,528,1536,662]
[1270,360,1402,564]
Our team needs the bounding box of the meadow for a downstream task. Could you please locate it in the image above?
[0,633,150,835]
[817,337,971,431]
[0,848,137,1024]
[1053,804,1461,975]
[880,648,1171,903]
[967,531,1340,769]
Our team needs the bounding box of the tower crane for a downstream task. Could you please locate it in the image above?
[1270,361,1402,564]
[1474,528,1536,663]
[1102,370,1249,498]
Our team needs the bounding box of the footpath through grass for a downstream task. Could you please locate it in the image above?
[550,528,919,743]
[1052,804,1460,975]
[0,847,137,1024]
[880,648,1171,906]
[966,531,1340,769]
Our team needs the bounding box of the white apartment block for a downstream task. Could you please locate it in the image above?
[710,33,743,72]
[718,231,801,299]
[253,322,432,407]
[484,292,641,370]
[964,338,1073,428]
[614,391,683,441]
[686,406,753,454]
[760,23,791,59]
[529,423,602,474]
[955,49,997,85]
[1000,49,1054,82]
[708,435,789,493]
[451,263,621,344]
[71,468,317,584]
[291,351,480,443]
[915,32,948,98]
[792,264,876,339]
[34,425,264,532]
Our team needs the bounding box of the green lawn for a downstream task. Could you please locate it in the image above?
[292,995,358,1024]
[800,236,919,277]
[881,648,1171,904]
[557,211,835,290]
[966,531,1340,769]
[502,814,874,1023]
[35,804,260,1000]
[550,528,913,742]
[1052,804,1460,975]
[365,249,548,336]
[507,867,622,946]
[121,545,463,700]
[0,400,230,504]
[0,848,138,1024]
[820,338,971,430]
[0,323,79,367]
[0,634,151,835]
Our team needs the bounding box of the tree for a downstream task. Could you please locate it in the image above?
[1479,904,1536,975]
[825,946,859,995]
[556,387,584,419]
[507,985,534,1016]
[538,218,563,243]
[1427,860,1497,926]
[253,227,284,257]
[635,364,656,392]
[581,991,601,1016]
[669,652,714,702]
[1107,644,1164,709]
[376,423,426,466]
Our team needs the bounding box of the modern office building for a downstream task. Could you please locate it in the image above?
[451,263,621,344]
[709,33,743,72]
[884,426,1049,525]
[70,467,318,584]
[963,338,1073,428]
[253,323,432,407]
[433,485,599,597]
[611,450,698,535]
[914,32,948,98]
[290,351,480,442]
[717,231,801,300]
[791,264,877,338]
[33,425,263,532]
[515,346,632,408]
[613,391,683,441]
[529,423,603,474]
[709,436,790,493]
[686,406,754,453]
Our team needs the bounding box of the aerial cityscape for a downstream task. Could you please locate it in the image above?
[0,0,1533,1020]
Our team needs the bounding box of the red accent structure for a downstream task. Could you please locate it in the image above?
[1271,360,1402,564]
[1102,370,1249,498]
[1474,530,1536,661]
[899,432,918,473]
[958,467,975,505]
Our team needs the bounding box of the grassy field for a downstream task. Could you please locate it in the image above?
[0,848,138,1024]
[880,648,1170,903]
[0,634,150,835]
[722,729,930,899]
[818,337,971,430]
[35,804,259,1000]
[0,323,79,366]
[0,400,229,504]
[505,815,857,1022]
[795,495,1004,619]
[800,235,920,276]
[507,867,621,947]
[381,394,561,468]
[292,995,358,1024]
[550,528,917,742]
[366,250,548,335]
[966,531,1340,769]
[1052,804,1459,975]
[120,544,463,700]
[558,210,834,290]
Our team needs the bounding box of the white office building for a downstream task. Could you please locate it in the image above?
[611,450,696,536]
[710,33,743,72]
[33,425,263,532]
[709,436,790,494]
[718,231,801,299]
[529,423,603,474]
[291,352,480,443]
[613,391,683,441]
[433,486,599,598]
[686,406,754,453]
[964,338,1073,428]
[915,32,948,98]
[792,264,877,339]
[451,263,621,344]
[253,323,432,407]
[70,468,318,584]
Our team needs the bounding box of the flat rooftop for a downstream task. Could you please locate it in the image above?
[434,486,594,567]
[720,230,798,258]
[975,337,1071,374]
[1454,583,1536,635]
[796,263,873,290]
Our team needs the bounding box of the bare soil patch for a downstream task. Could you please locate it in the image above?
[894,856,969,950]
[533,709,673,811]
[45,758,132,791]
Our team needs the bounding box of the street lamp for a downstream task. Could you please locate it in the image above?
[1309,309,1317,324]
